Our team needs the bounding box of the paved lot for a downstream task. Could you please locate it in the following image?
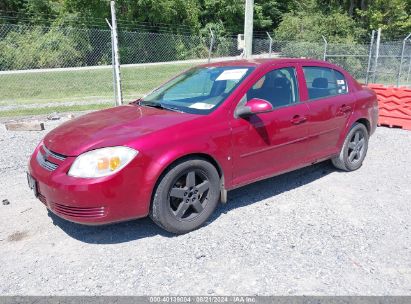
[0,117,410,295]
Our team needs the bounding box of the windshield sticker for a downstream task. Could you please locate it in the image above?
[216,69,248,81]
[337,79,345,85]
[189,102,215,110]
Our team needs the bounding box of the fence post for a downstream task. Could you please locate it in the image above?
[397,33,411,87]
[106,19,117,106]
[266,32,273,58]
[110,0,122,106]
[208,28,215,63]
[372,28,381,83]
[321,36,328,61]
[365,30,375,85]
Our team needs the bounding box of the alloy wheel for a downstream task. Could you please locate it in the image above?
[347,129,365,164]
[168,170,210,221]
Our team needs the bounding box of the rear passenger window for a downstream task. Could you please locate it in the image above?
[303,67,348,100]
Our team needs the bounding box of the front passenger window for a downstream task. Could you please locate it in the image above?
[243,67,299,108]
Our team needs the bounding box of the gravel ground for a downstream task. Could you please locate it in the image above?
[0,116,410,296]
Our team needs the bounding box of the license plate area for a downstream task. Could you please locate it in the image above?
[27,172,38,197]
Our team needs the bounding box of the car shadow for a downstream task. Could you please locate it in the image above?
[48,211,172,243]
[49,161,335,244]
[210,161,335,221]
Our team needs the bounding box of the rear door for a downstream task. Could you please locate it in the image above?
[301,65,356,160]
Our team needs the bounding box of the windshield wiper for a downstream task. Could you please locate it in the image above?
[138,101,184,113]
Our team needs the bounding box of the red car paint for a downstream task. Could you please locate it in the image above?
[28,58,378,225]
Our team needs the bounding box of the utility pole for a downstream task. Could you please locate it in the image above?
[244,0,254,58]
[110,0,122,105]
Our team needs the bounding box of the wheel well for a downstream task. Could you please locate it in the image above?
[167,153,223,178]
[355,118,370,133]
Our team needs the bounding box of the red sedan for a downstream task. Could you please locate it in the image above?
[28,59,378,234]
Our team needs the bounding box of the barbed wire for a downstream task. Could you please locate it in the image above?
[0,9,198,34]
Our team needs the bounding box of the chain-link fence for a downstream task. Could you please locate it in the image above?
[0,22,410,116]
[0,23,114,113]
[325,43,370,82]
[118,30,211,101]
[250,34,411,87]
[370,41,411,86]
[325,40,411,86]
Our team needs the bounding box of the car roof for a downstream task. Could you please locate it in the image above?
[200,58,334,68]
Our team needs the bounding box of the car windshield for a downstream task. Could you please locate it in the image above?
[139,66,254,114]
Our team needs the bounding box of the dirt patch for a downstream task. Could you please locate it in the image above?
[7,231,29,242]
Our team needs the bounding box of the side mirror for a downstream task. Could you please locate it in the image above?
[235,98,274,118]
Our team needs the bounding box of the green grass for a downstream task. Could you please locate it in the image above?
[0,103,111,117]
[0,62,195,106]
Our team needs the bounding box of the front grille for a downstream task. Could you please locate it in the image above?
[50,202,106,218]
[43,145,67,161]
[36,152,58,171]
[36,145,67,171]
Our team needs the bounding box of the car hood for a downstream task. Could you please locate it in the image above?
[43,105,197,156]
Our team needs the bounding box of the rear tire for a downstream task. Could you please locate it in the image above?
[332,123,369,171]
[149,158,220,234]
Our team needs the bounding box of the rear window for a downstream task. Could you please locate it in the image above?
[303,67,348,100]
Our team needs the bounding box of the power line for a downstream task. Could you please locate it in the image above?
[0,17,198,35]
[0,9,260,36]
[0,9,257,36]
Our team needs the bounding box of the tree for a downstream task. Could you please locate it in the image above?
[0,0,29,24]
[274,11,364,43]
[0,26,89,70]
[0,0,409,41]
[114,0,201,33]
[24,0,60,24]
[304,0,411,40]
[199,0,244,34]
[356,0,411,39]
[56,0,109,27]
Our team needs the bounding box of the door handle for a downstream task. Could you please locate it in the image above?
[291,115,307,125]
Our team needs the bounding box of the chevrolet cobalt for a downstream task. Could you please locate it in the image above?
[28,59,378,234]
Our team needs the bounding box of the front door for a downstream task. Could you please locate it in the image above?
[230,64,310,187]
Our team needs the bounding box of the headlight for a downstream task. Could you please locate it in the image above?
[68,146,138,178]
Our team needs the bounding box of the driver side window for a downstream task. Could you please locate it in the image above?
[241,67,299,109]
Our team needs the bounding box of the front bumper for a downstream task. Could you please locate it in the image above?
[28,145,153,225]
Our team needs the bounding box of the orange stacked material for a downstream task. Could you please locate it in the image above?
[367,84,411,130]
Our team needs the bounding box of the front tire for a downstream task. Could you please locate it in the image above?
[332,122,369,171]
[149,158,220,234]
